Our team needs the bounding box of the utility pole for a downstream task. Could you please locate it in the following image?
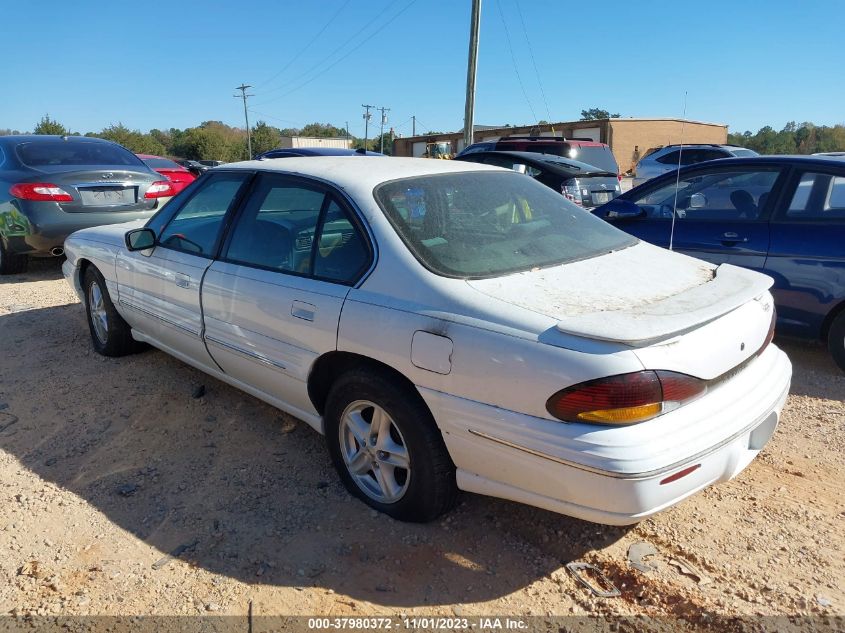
[234,83,254,159]
[412,115,416,136]
[345,121,350,144]
[378,106,390,153]
[463,0,482,150]
[362,104,374,150]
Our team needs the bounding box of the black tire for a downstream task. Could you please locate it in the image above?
[828,310,845,372]
[82,266,140,357]
[0,238,27,275]
[324,367,458,522]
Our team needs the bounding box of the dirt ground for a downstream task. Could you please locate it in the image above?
[0,258,843,627]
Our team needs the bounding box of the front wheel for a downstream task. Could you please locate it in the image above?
[324,368,457,522]
[827,311,845,372]
[83,267,141,357]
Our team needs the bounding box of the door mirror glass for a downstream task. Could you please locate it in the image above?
[125,228,156,251]
[689,192,707,208]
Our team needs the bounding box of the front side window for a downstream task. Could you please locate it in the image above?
[786,172,845,220]
[631,169,781,221]
[374,171,635,279]
[158,173,249,256]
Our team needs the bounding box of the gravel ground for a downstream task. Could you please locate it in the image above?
[0,258,843,626]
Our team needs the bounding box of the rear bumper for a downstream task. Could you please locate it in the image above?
[421,344,791,525]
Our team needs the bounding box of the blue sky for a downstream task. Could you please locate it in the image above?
[2,0,843,138]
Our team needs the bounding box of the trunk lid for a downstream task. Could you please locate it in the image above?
[466,241,773,347]
[27,168,159,213]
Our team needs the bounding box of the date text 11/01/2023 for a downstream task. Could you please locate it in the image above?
[307,617,529,630]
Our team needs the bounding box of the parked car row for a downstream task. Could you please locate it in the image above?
[0,135,176,273]
[632,144,758,186]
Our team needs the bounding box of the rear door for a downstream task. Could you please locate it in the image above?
[115,171,252,369]
[765,164,845,338]
[612,165,787,270]
[201,173,372,423]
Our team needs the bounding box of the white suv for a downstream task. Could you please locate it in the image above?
[633,144,758,186]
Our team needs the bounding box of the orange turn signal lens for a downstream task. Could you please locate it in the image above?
[577,403,663,424]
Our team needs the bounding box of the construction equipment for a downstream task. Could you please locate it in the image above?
[423,142,453,159]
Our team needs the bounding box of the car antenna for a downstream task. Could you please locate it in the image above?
[669,91,688,251]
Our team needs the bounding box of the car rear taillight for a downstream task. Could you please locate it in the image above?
[561,178,583,205]
[760,308,776,354]
[10,183,73,202]
[546,370,707,425]
[144,181,176,198]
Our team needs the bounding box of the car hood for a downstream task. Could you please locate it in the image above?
[465,241,772,346]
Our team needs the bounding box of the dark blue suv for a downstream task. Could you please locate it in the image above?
[594,156,845,370]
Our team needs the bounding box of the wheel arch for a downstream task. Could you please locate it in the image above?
[820,298,845,343]
[307,351,425,418]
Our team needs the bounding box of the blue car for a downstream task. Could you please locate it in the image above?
[594,156,845,370]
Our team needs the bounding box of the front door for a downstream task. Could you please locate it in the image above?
[201,173,372,426]
[116,171,252,370]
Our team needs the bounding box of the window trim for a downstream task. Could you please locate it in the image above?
[151,170,255,259]
[772,166,845,224]
[217,171,375,287]
[624,164,788,224]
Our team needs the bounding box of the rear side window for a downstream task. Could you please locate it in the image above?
[16,140,144,167]
[786,172,845,220]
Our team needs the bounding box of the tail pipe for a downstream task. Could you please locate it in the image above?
[50,247,64,257]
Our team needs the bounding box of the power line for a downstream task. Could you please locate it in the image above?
[257,0,352,89]
[254,0,419,106]
[255,0,404,101]
[514,0,553,125]
[495,0,538,126]
[246,108,300,127]
[234,84,254,158]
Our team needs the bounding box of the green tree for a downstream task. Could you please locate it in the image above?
[94,123,165,155]
[251,121,282,156]
[34,114,69,135]
[299,122,347,138]
[371,131,394,155]
[580,108,620,121]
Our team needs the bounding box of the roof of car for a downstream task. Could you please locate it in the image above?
[0,134,116,145]
[220,156,499,191]
[458,150,613,174]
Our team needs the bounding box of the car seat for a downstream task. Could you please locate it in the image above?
[730,189,758,219]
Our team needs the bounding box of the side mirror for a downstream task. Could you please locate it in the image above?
[689,192,707,209]
[512,163,527,174]
[125,228,156,251]
[602,199,645,220]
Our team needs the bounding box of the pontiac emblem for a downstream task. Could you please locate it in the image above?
[101,172,114,179]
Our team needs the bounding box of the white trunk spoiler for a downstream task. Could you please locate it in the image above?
[555,264,773,346]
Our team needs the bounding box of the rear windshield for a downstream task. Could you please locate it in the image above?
[16,139,144,167]
[374,171,635,279]
[142,157,182,169]
[497,141,568,156]
[566,146,619,173]
[731,149,758,158]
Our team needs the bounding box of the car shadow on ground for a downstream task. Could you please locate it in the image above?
[0,257,64,285]
[0,302,632,607]
[776,337,844,401]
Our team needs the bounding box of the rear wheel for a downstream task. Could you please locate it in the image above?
[0,238,27,275]
[83,267,140,357]
[324,368,457,522]
[827,311,845,372]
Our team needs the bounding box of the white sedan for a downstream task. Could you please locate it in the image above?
[62,157,791,525]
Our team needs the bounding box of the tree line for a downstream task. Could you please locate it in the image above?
[728,121,845,154]
[0,115,395,160]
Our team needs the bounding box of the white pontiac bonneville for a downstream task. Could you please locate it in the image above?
[63,157,791,524]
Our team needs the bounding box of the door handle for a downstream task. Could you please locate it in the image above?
[291,300,316,322]
[720,232,748,244]
[174,272,191,288]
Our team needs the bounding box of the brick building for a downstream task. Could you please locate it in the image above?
[392,118,727,174]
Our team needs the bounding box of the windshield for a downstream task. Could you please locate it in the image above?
[142,157,181,169]
[565,146,619,173]
[16,140,145,167]
[374,171,636,279]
